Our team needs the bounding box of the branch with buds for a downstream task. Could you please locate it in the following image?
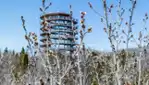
[21,16,38,57]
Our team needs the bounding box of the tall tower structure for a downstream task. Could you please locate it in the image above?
[40,12,78,53]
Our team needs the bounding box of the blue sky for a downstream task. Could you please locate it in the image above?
[0,0,149,52]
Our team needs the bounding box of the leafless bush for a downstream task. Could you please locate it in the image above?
[89,0,149,85]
